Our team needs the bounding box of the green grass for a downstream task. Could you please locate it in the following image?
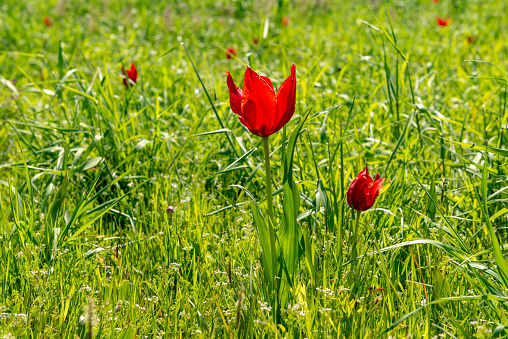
[1,0,508,337]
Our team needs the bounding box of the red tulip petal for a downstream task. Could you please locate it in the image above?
[240,99,264,137]
[355,177,372,207]
[260,76,274,93]
[348,165,369,210]
[242,67,276,132]
[348,174,372,211]
[272,64,297,134]
[347,187,353,208]
[372,178,385,195]
[239,116,261,137]
[129,63,138,83]
[348,164,385,211]
[225,72,243,115]
[276,65,296,98]
[366,178,385,208]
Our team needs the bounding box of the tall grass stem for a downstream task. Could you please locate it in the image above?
[353,209,361,260]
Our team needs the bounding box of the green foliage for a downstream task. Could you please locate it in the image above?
[0,0,508,337]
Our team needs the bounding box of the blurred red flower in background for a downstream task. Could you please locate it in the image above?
[226,48,237,59]
[225,64,297,137]
[347,164,385,211]
[122,63,138,87]
[467,36,476,43]
[436,17,451,27]
[281,16,290,26]
[44,17,52,27]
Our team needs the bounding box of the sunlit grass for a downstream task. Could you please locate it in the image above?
[0,0,507,337]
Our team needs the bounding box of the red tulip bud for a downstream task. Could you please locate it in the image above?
[347,164,385,211]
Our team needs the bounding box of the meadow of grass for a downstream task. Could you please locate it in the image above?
[1,0,508,337]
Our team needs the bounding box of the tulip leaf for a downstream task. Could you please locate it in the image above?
[230,184,274,287]
[279,109,312,284]
[433,267,451,300]
[49,174,69,227]
[425,174,437,221]
[492,325,506,338]
[474,154,508,289]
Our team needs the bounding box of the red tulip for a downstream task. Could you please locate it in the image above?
[467,36,476,44]
[436,17,451,27]
[122,63,138,87]
[281,16,290,26]
[433,0,439,3]
[347,164,385,211]
[225,64,297,138]
[44,17,52,27]
[226,48,237,59]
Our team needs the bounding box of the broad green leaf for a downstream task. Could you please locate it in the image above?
[426,174,437,221]
[230,184,274,286]
[49,175,68,227]
[280,109,312,283]
[433,267,451,300]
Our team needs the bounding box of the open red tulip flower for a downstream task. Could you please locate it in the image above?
[436,17,451,27]
[122,63,138,87]
[226,64,297,222]
[347,164,385,212]
[225,64,297,138]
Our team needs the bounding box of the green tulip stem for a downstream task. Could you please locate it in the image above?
[262,136,275,223]
[262,136,278,310]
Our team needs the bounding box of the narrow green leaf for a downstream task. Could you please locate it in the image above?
[49,175,68,227]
